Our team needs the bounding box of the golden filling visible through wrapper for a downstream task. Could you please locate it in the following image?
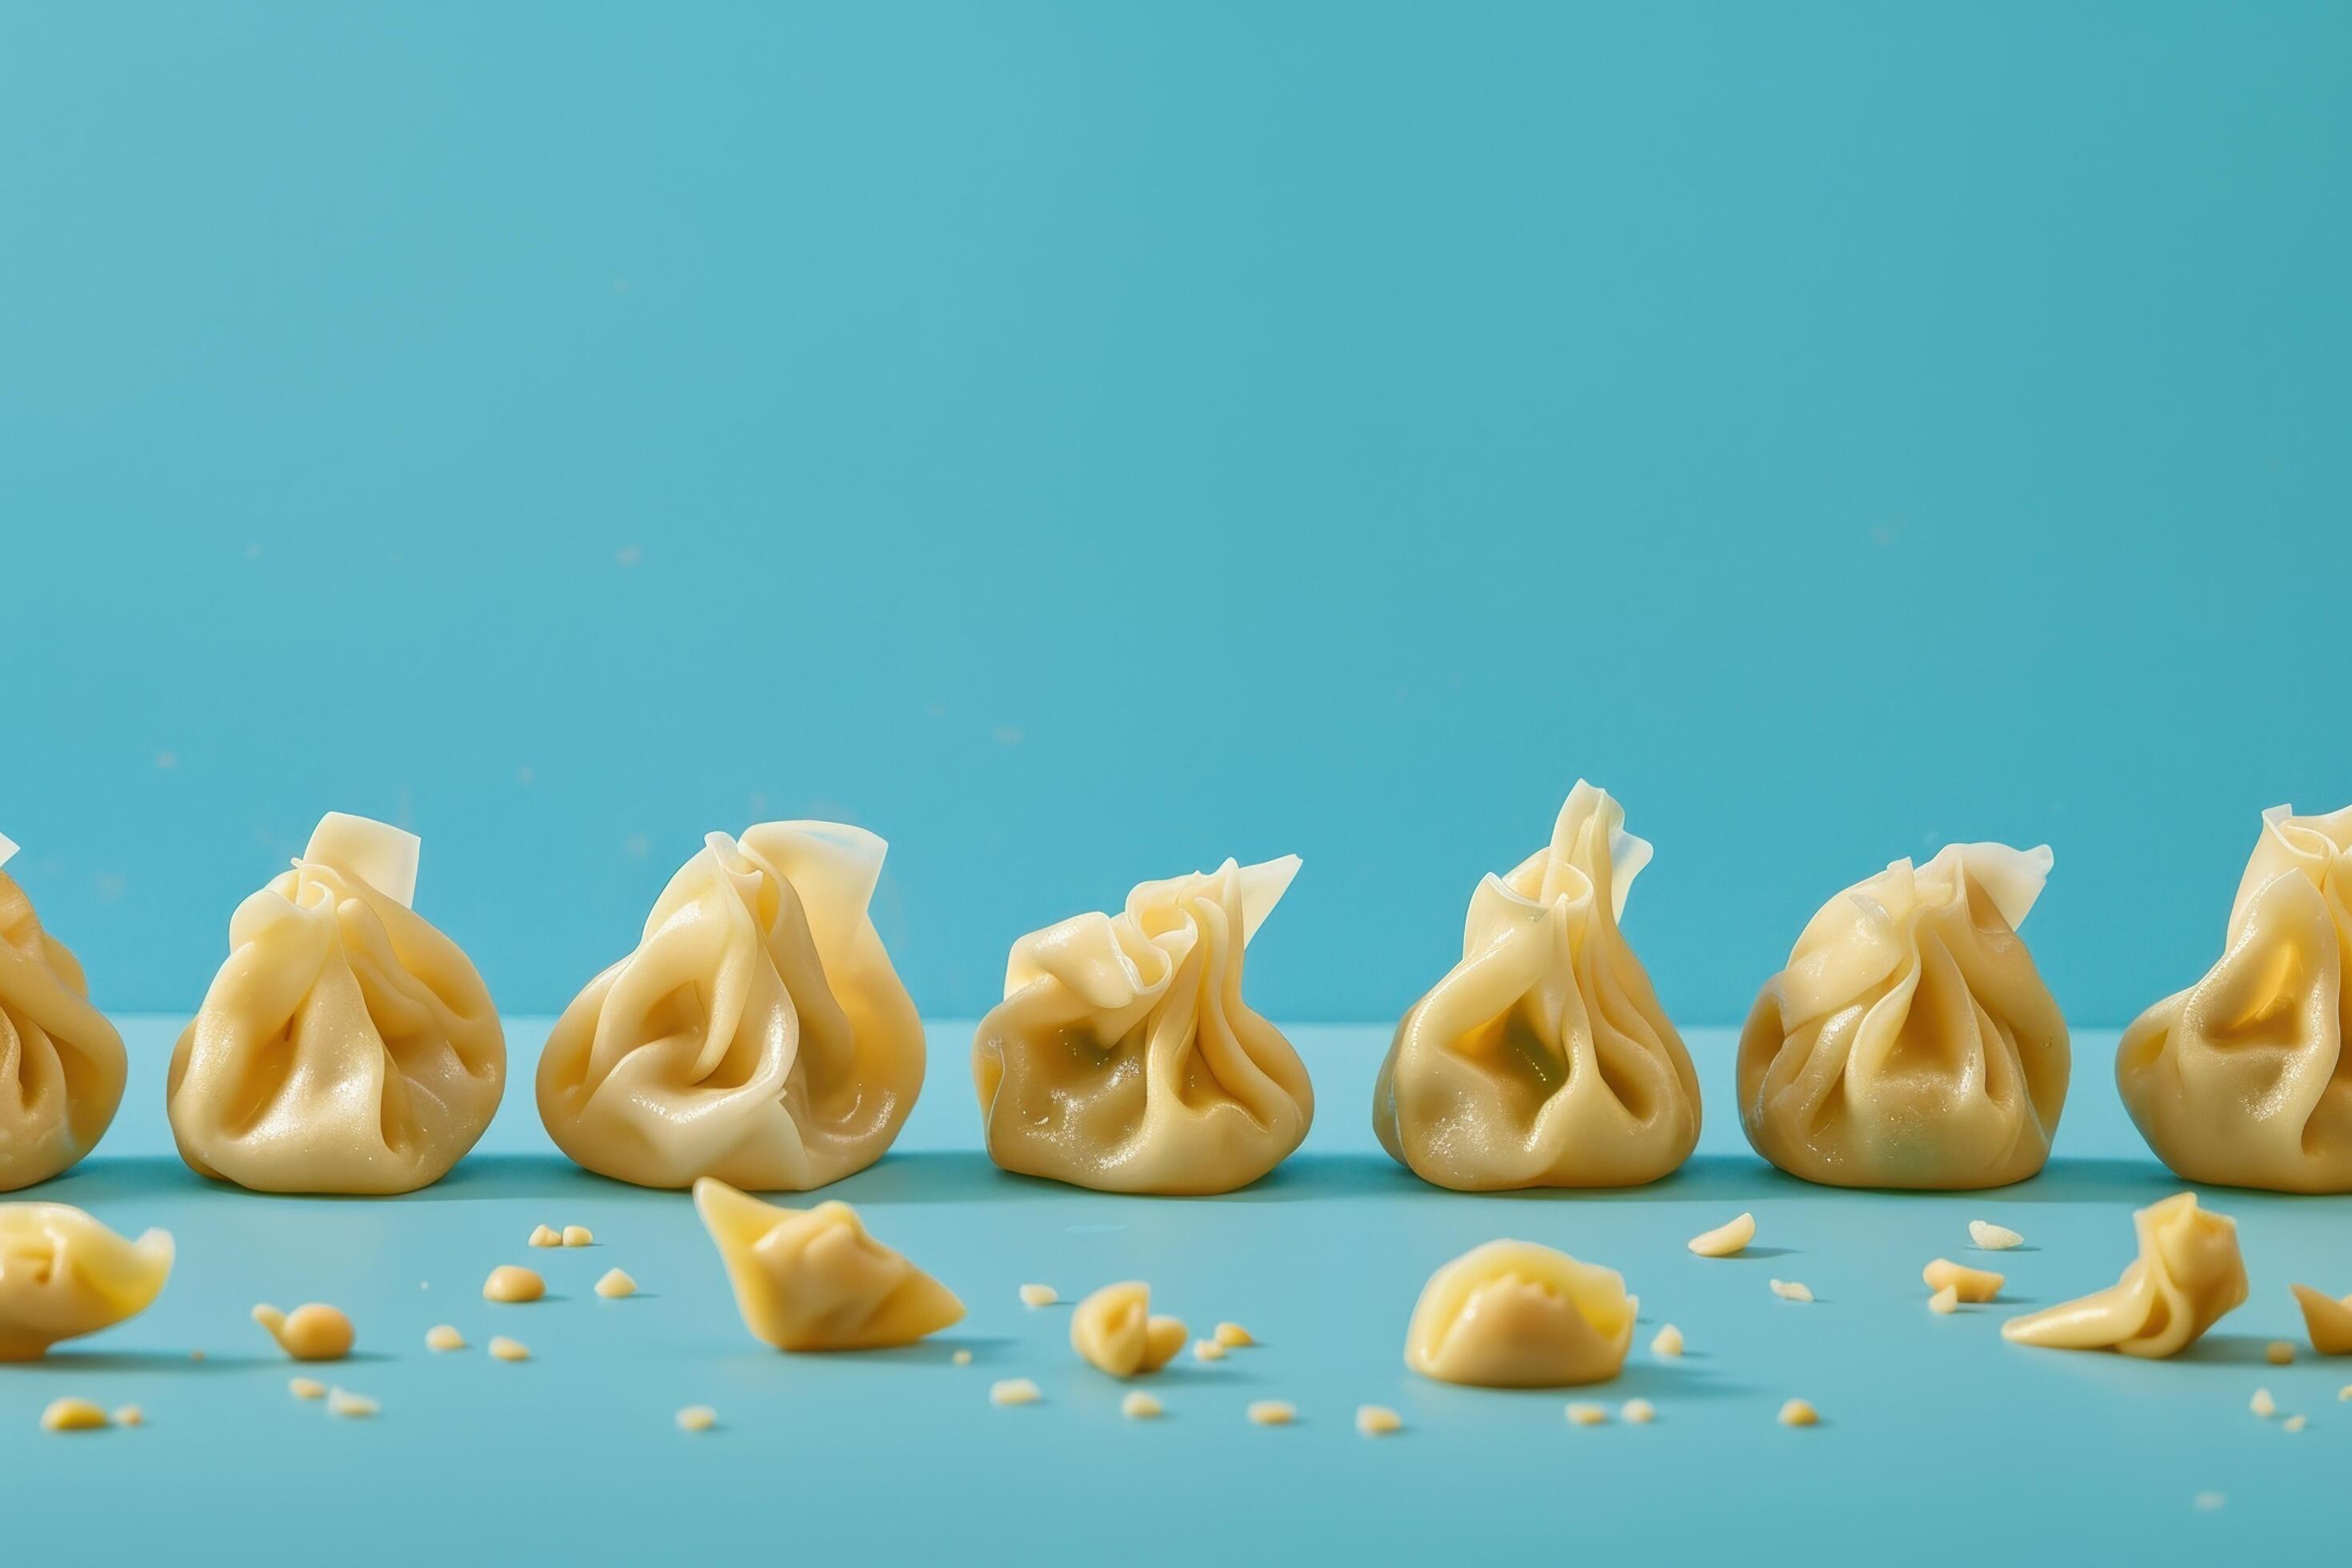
[166,814,504,1195]
[1374,782,1698,1190]
[1405,1239,1636,1388]
[1738,842,2069,1190]
[2001,1193,2246,1358]
[0,834,127,1192]
[971,857,1312,1195]
[692,1178,963,1351]
[537,823,924,1191]
[2118,804,2352,1193]
[0,1202,174,1361]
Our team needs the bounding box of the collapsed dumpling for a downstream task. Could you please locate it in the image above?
[1070,1281,1186,1378]
[0,1202,173,1361]
[1374,783,1698,1190]
[2292,1282,2352,1356]
[972,857,1312,1194]
[693,1178,963,1351]
[538,824,923,1190]
[2001,1193,2246,1358]
[1404,1239,1635,1388]
[167,813,504,1194]
[2118,805,2352,1193]
[1738,843,2069,1190]
[0,833,127,1191]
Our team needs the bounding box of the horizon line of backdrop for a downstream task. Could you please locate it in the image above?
[3,2,2348,1023]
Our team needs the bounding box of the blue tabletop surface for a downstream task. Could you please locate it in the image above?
[7,1021,2346,1565]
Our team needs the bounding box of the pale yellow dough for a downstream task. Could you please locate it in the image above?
[251,1302,354,1361]
[537,824,923,1190]
[41,1397,109,1432]
[1070,1282,1186,1378]
[693,1178,963,1351]
[1375,784,1699,1190]
[2292,1283,2352,1355]
[2118,805,2352,1192]
[1739,843,2069,1190]
[0,1203,173,1361]
[482,1266,544,1304]
[972,857,1312,1194]
[2001,1193,2246,1358]
[1405,1239,1636,1389]
[1922,1259,2004,1303]
[167,814,505,1194]
[0,835,127,1191]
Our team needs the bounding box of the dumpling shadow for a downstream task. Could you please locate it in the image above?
[20,1349,280,1374]
[817,1334,1020,1367]
[2179,1333,2298,1366]
[32,1156,218,1205]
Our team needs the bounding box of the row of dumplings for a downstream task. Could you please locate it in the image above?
[2,784,2350,1196]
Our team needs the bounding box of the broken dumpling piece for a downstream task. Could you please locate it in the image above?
[0,831,128,1190]
[692,1178,963,1351]
[2001,1193,2246,1358]
[2118,805,2352,1192]
[1374,784,1699,1190]
[0,1203,174,1361]
[1070,1282,1187,1378]
[1738,843,2069,1190]
[1405,1239,1636,1388]
[971,856,1313,1194]
[538,824,924,1190]
[2294,1284,2352,1356]
[166,813,504,1194]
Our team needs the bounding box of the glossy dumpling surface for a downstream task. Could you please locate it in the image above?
[1404,1239,1635,1388]
[0,834,127,1191]
[0,1202,173,1361]
[693,1178,962,1351]
[2000,1192,2246,1358]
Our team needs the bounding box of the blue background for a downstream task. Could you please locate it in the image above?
[5,2,2349,1024]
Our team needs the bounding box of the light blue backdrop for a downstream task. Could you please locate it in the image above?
[3,2,2346,1023]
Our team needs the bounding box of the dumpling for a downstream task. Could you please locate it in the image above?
[2001,1192,2246,1358]
[692,1177,963,1351]
[167,812,504,1194]
[2117,805,2352,1192]
[1404,1239,1635,1388]
[1070,1281,1186,1378]
[971,856,1312,1194]
[1738,842,2068,1190]
[0,1202,173,1361]
[538,823,923,1190]
[1374,783,1698,1190]
[0,832,127,1191]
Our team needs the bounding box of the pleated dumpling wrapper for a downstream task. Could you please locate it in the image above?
[1738,842,2069,1190]
[538,824,923,1190]
[2001,1193,2246,1358]
[1374,783,1698,1190]
[167,813,504,1194]
[971,856,1313,1194]
[692,1178,963,1351]
[2118,805,2352,1192]
[0,833,128,1191]
[0,1202,173,1361]
[1405,1239,1635,1388]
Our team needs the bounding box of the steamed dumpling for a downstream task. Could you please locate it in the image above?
[971,857,1312,1194]
[167,813,504,1194]
[693,1178,963,1351]
[2118,805,2352,1192]
[0,833,127,1191]
[1738,843,2068,1190]
[0,1202,173,1361]
[1404,1239,1636,1388]
[538,824,923,1190]
[1374,783,1698,1190]
[2001,1193,2245,1358]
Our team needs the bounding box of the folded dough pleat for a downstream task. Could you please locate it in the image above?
[538,823,924,1190]
[0,1202,174,1361]
[2000,1192,2245,1358]
[0,835,127,1191]
[2117,805,2352,1192]
[693,1178,962,1351]
[1374,783,1698,1190]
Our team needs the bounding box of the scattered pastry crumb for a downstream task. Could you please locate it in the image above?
[114,1406,144,1427]
[189,1350,205,1362]
[2194,1492,2226,1511]
[529,1224,562,1248]
[426,1325,466,1351]
[1651,1323,1685,1358]
[1214,1322,1254,1349]
[1922,1258,2004,1303]
[483,1266,546,1303]
[251,1302,355,1362]
[1355,1405,1403,1437]
[1246,1400,1296,1426]
[290,1378,326,1400]
[1970,1220,2024,1251]
[2266,1341,2294,1366]
[2341,1385,2352,1402]
[1018,1283,1058,1308]
[488,1336,530,1362]
[990,1378,1041,1406]
[2283,1414,2307,1433]
[676,1406,717,1433]
[594,1269,637,1299]
[1770,1278,1814,1302]
[1622,1399,1656,1424]
[1122,1390,1163,1420]
[1778,1398,1819,1427]
[40,1398,109,1432]
[2251,1387,2276,1418]
[1688,1212,1756,1258]
[953,1349,973,1366]
[1929,1285,1960,1314]
[1193,1339,1227,1362]
[562,1226,594,1248]
[326,1387,379,1418]
[2293,1282,2352,1355]
[1566,1402,1609,1426]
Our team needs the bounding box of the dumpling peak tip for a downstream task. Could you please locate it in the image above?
[0,829,17,868]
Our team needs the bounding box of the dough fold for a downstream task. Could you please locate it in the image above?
[1405,1239,1635,1388]
[0,834,126,1191]
[2000,1192,2246,1358]
[692,1177,962,1351]
[0,1202,173,1361]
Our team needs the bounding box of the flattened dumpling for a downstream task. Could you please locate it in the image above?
[1405,1239,1636,1388]
[2001,1193,2246,1359]
[0,833,126,1190]
[693,1178,962,1351]
[0,1202,173,1361]
[1070,1282,1186,1378]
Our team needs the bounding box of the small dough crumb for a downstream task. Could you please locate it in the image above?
[425,1325,466,1352]
[290,1378,326,1400]
[326,1387,378,1418]
[114,1406,144,1428]
[676,1405,717,1433]
[1922,1258,2004,1303]
[1622,1398,1656,1424]
[990,1378,1041,1406]
[953,1350,973,1366]
[2282,1414,2307,1434]
[1214,1322,1254,1348]
[1929,1285,1960,1314]
[2266,1341,2294,1366]
[1688,1212,1756,1258]
[594,1269,637,1299]
[529,1224,562,1248]
[483,1266,546,1304]
[1355,1404,1403,1437]
[1770,1278,1814,1303]
[40,1398,108,1432]
[1566,1402,1609,1426]
[2341,1385,2352,1402]
[1018,1283,1058,1308]
[1969,1220,2024,1250]
[251,1302,355,1362]
[562,1226,593,1248]
[1121,1390,1163,1420]
[1246,1400,1296,1426]
[1651,1323,1684,1358]
[2250,1387,2276,1418]
[488,1336,530,1362]
[189,1350,204,1362]
[1193,1339,1227,1362]
[1778,1398,1819,1427]
[2193,1492,2226,1512]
